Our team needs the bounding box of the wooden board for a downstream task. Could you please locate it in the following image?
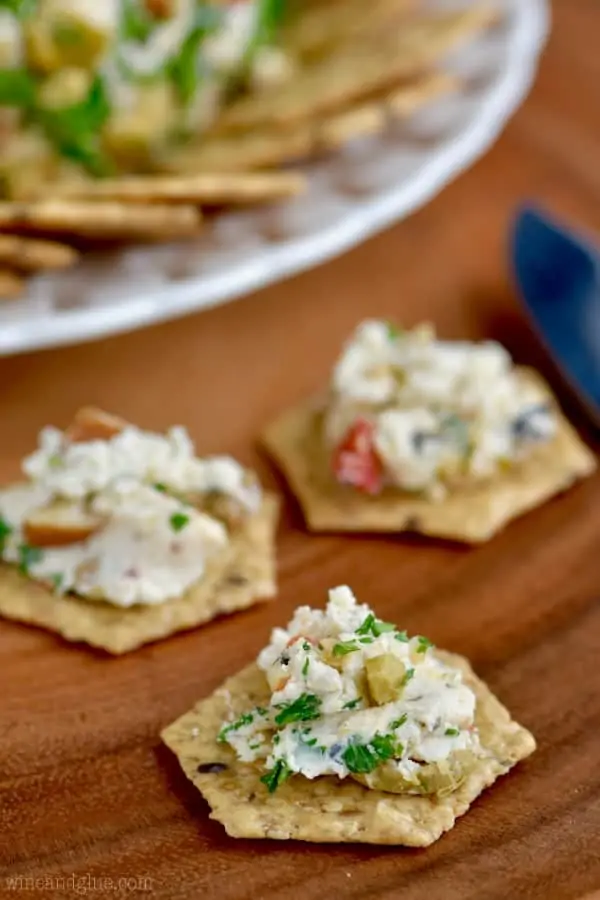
[1,2,599,897]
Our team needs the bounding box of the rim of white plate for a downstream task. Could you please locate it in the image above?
[0,0,549,357]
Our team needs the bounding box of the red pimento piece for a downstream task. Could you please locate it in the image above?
[332,418,384,495]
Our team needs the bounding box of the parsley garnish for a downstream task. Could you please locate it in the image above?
[49,573,64,593]
[0,68,36,108]
[402,668,415,686]
[121,0,158,43]
[170,512,190,532]
[302,657,310,676]
[0,517,13,555]
[342,731,401,774]
[356,613,396,638]
[332,640,359,656]
[445,727,460,737]
[275,693,321,726]
[415,636,434,653]
[168,6,222,104]
[260,758,291,793]
[38,75,112,176]
[390,714,408,729]
[17,544,43,576]
[343,698,361,710]
[217,711,254,742]
[386,321,403,340]
[154,482,167,493]
[394,631,409,643]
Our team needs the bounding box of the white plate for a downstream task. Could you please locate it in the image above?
[0,0,549,357]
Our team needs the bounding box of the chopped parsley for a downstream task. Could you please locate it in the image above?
[217,711,254,742]
[390,713,408,729]
[17,544,43,576]
[0,517,13,555]
[394,631,409,643]
[302,657,310,676]
[260,758,291,793]
[402,667,415,686]
[154,482,168,493]
[342,731,401,775]
[445,727,460,737]
[169,512,190,532]
[356,613,396,638]
[343,698,361,710]
[49,573,64,593]
[386,321,402,340]
[415,636,434,654]
[332,640,359,656]
[274,693,321,726]
[0,68,36,109]
[121,0,159,43]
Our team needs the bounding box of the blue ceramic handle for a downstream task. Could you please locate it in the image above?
[512,205,600,424]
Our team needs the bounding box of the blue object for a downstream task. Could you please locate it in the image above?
[512,205,600,425]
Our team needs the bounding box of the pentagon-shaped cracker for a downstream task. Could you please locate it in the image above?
[217,6,493,131]
[161,651,536,845]
[0,494,279,654]
[261,371,596,543]
[168,72,457,174]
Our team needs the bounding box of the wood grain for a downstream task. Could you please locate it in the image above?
[1,2,599,897]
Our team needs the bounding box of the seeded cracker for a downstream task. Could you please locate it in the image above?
[0,494,279,654]
[168,72,457,174]
[45,171,306,205]
[261,370,596,543]
[217,6,493,130]
[0,201,201,241]
[161,651,535,845]
[0,234,78,271]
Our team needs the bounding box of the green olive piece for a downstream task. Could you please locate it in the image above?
[365,654,406,705]
[25,7,112,73]
[352,749,478,797]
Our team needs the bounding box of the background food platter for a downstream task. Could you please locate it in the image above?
[0,0,548,357]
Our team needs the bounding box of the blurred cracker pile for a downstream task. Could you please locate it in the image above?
[0,0,494,300]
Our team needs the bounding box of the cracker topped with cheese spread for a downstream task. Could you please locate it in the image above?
[0,406,278,652]
[162,586,536,845]
[262,320,596,542]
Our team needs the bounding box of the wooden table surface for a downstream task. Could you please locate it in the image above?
[2,3,600,898]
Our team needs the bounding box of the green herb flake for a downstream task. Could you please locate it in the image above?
[356,613,396,638]
[154,482,168,493]
[445,727,460,737]
[341,742,377,774]
[386,321,403,340]
[260,758,291,793]
[49,572,64,593]
[0,68,36,109]
[272,734,280,745]
[332,640,359,657]
[390,713,408,729]
[17,544,43,576]
[343,698,361,710]
[394,630,409,643]
[274,693,321,726]
[402,667,415,686]
[169,512,190,533]
[217,711,254,743]
[416,635,434,653]
[255,706,268,716]
[302,657,310,676]
[0,517,13,555]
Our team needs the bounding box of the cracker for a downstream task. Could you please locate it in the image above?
[161,650,536,845]
[0,234,78,271]
[0,269,24,299]
[45,171,306,205]
[282,0,416,59]
[168,73,457,174]
[217,6,493,131]
[0,201,201,241]
[0,494,279,654]
[261,370,596,543]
